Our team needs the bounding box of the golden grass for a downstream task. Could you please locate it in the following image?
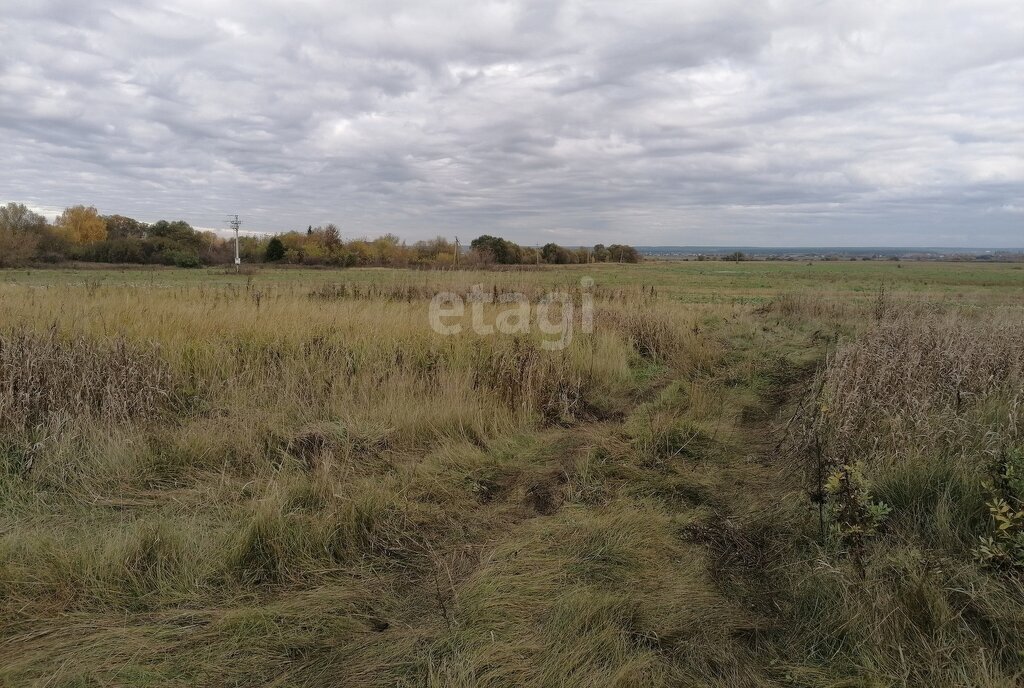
[1,266,1024,686]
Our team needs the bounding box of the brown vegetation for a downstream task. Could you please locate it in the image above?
[1,265,1023,686]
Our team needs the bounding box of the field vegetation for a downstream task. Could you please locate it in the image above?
[0,261,1022,686]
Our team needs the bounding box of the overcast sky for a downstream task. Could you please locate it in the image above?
[2,0,1022,246]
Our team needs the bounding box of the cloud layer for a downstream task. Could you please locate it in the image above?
[1,0,1022,245]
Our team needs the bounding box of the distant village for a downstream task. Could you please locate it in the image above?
[639,247,1024,262]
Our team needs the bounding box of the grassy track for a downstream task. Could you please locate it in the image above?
[1,262,1023,686]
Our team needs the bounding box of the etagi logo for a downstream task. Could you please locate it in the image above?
[428,278,595,351]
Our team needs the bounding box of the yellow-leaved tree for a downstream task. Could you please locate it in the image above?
[57,205,107,244]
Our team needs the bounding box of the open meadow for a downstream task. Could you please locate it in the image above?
[1,260,1023,686]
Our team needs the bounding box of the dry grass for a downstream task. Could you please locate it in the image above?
[1,267,1023,686]
[767,308,1024,686]
[812,313,1024,464]
[0,326,177,431]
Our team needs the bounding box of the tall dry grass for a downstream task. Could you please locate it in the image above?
[811,314,1024,465]
[770,309,1024,686]
[0,326,177,431]
[0,278,710,572]
[10,269,1020,686]
[0,273,742,687]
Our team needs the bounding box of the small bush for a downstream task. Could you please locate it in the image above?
[171,251,202,268]
[825,462,890,576]
[976,447,1024,569]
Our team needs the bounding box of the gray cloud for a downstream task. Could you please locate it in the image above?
[1,0,1022,246]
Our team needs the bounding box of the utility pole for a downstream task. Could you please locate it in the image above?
[227,215,241,273]
[454,236,460,268]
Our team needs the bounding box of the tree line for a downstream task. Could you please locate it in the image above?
[0,203,641,268]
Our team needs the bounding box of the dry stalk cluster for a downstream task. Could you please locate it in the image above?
[810,314,1024,465]
[0,325,176,431]
[476,337,588,422]
[599,306,696,367]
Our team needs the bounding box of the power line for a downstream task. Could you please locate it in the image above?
[226,214,241,273]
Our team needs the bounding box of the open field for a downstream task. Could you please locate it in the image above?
[5,260,1024,301]
[1,261,1023,686]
